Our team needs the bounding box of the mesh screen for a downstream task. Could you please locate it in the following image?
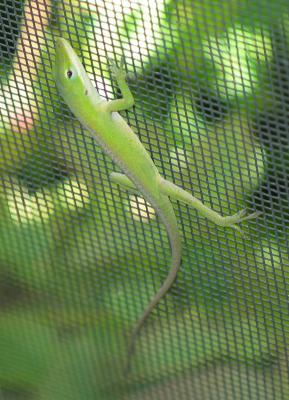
[0,0,288,399]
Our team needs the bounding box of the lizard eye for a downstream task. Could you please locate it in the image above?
[66,70,73,79]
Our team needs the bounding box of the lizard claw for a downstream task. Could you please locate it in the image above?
[240,210,262,221]
[107,56,115,68]
[119,55,125,70]
[225,209,261,235]
[235,208,248,218]
[231,209,262,224]
[220,208,261,234]
[107,56,126,81]
[231,224,245,237]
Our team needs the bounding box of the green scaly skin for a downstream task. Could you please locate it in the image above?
[53,38,261,370]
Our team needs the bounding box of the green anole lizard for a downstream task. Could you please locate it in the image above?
[53,37,261,363]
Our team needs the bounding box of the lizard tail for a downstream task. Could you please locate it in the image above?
[125,194,182,373]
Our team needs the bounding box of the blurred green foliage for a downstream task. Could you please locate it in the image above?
[0,0,289,399]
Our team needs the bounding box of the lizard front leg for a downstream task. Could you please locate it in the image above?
[105,58,135,112]
[110,172,139,195]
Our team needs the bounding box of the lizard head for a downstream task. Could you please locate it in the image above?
[53,37,97,112]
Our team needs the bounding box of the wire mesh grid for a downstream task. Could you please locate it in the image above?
[0,0,288,399]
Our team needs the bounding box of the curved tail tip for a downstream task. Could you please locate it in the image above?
[123,341,137,376]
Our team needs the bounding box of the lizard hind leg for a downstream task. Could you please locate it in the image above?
[159,177,261,231]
